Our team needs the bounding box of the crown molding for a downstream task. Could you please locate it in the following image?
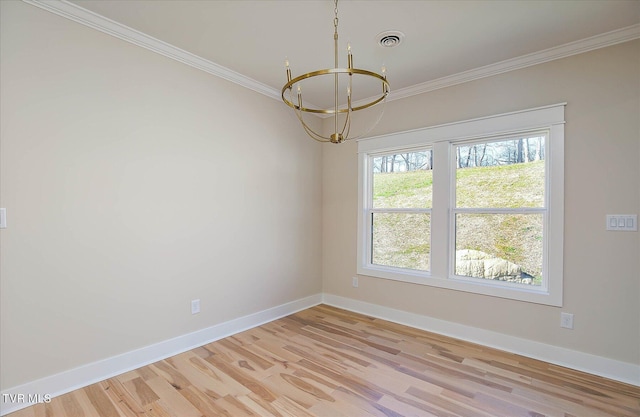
[22,0,280,101]
[22,1,640,107]
[388,24,640,102]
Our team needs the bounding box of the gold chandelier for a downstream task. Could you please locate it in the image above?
[281,0,390,144]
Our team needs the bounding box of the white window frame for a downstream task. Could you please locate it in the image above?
[357,103,565,306]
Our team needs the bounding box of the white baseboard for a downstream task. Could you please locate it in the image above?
[0,294,323,416]
[322,293,640,387]
[3,292,638,416]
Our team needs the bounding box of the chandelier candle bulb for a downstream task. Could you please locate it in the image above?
[382,66,387,93]
[285,58,291,82]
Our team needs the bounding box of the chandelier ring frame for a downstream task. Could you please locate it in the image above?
[282,68,390,114]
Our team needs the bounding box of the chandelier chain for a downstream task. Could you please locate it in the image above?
[333,0,339,42]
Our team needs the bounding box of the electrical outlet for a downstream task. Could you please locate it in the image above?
[191,299,201,315]
[352,277,359,288]
[560,312,574,329]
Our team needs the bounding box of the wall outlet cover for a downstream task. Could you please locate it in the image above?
[191,299,201,315]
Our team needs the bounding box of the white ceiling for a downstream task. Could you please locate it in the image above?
[60,0,640,108]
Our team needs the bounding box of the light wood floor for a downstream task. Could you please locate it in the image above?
[8,304,640,417]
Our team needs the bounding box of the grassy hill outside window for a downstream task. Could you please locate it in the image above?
[357,104,565,306]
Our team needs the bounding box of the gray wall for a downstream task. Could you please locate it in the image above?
[322,40,640,365]
[0,1,323,389]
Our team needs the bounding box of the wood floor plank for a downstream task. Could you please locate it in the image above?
[164,352,226,399]
[215,394,259,416]
[178,384,231,417]
[7,304,640,417]
[377,394,442,417]
[57,391,86,417]
[186,354,249,397]
[143,377,202,417]
[217,338,275,371]
[83,383,123,417]
[150,359,193,391]
[205,355,277,403]
[101,378,146,417]
[69,387,103,416]
[269,395,318,417]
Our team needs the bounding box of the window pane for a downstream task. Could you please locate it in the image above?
[456,136,545,208]
[372,150,433,209]
[372,212,430,271]
[455,213,543,285]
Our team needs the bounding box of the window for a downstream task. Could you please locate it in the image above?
[370,149,432,272]
[452,135,546,287]
[357,104,564,306]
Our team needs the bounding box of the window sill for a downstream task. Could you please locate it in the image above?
[357,265,562,307]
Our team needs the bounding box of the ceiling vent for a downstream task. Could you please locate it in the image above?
[377,31,405,48]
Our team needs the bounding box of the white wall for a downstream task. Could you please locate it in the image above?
[323,40,640,366]
[0,1,322,390]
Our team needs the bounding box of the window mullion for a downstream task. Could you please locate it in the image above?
[430,141,450,279]
[453,208,547,214]
[370,208,431,213]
